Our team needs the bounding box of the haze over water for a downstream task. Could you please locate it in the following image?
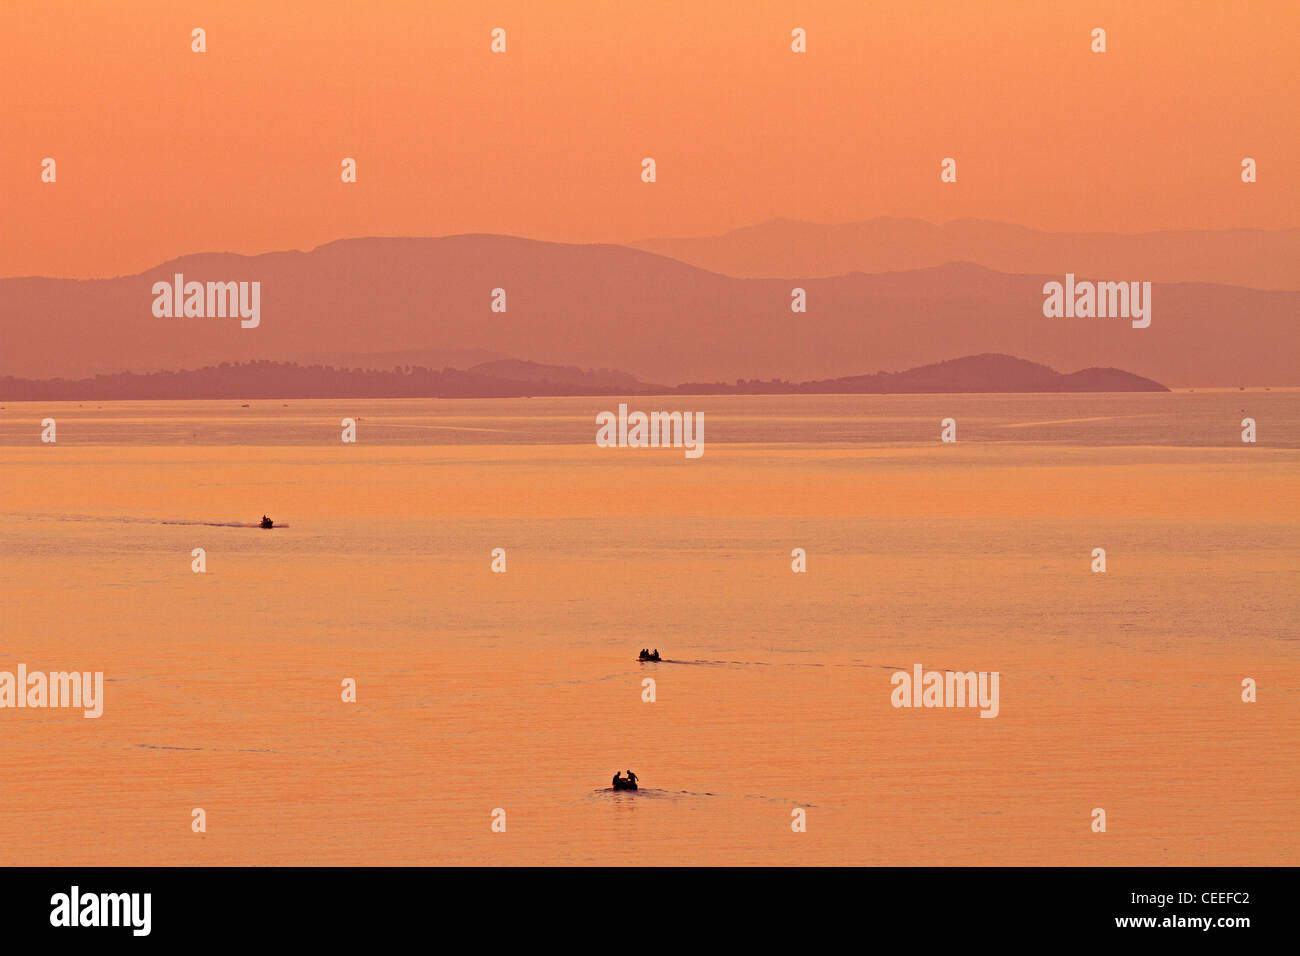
[1,393,1296,865]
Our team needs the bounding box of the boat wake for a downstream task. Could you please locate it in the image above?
[11,512,289,529]
[591,788,718,799]
[590,787,815,805]
[640,658,913,670]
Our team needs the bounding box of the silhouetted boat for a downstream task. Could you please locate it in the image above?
[260,516,274,529]
[638,650,661,662]
[612,777,638,791]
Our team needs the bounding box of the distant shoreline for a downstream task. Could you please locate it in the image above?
[0,353,1168,402]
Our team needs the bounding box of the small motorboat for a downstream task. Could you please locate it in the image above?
[611,772,639,791]
[259,516,274,529]
[638,650,662,662]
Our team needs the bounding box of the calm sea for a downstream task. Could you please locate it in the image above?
[0,393,1295,864]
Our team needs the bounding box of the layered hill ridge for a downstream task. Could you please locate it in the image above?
[1,233,1294,387]
[632,217,1300,290]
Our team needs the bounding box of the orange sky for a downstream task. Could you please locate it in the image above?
[2,0,1296,278]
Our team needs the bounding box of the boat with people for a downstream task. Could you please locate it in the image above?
[611,770,639,791]
[638,648,661,662]
[259,515,274,529]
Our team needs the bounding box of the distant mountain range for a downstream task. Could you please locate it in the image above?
[0,354,1166,401]
[1,228,1294,389]
[633,217,1300,289]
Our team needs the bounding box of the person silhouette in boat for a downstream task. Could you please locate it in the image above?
[260,515,273,529]
[625,770,638,787]
[612,771,621,788]
[652,648,660,660]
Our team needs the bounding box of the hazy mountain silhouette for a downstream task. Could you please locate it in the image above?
[1,235,1293,387]
[0,354,1165,401]
[632,217,1300,290]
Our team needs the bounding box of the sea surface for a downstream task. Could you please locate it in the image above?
[0,392,1296,864]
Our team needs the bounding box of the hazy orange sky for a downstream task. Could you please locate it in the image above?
[2,0,1296,278]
